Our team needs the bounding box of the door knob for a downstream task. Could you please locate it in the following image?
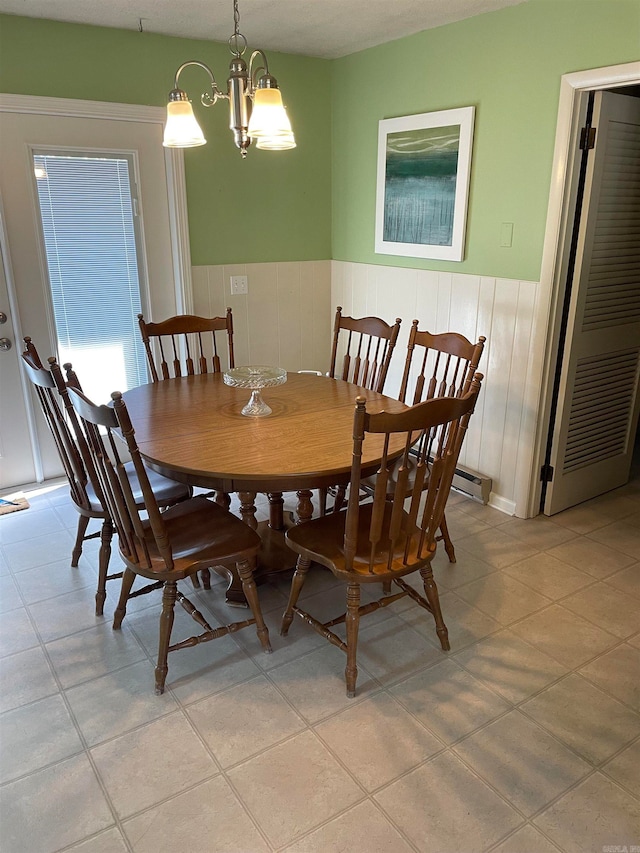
[0,337,12,351]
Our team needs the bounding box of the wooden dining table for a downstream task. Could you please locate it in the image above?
[122,371,407,602]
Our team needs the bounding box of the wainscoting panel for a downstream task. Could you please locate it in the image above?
[192,260,542,516]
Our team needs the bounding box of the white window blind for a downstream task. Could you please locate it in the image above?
[33,152,148,403]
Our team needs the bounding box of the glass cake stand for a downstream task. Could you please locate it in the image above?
[223,365,287,417]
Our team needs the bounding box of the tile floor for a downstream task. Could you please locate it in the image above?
[0,476,639,852]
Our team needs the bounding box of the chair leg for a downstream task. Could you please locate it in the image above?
[95,519,114,616]
[420,564,450,651]
[438,513,456,563]
[333,485,346,513]
[280,556,311,636]
[113,568,136,630]
[237,559,272,653]
[345,582,361,698]
[71,514,90,567]
[155,580,177,695]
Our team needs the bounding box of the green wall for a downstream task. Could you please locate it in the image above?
[0,14,332,265]
[332,0,640,281]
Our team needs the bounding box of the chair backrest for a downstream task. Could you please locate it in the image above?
[138,310,235,382]
[343,374,483,573]
[399,322,486,405]
[20,337,96,513]
[329,306,401,393]
[67,385,174,572]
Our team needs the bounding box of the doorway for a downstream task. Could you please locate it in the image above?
[529,61,640,518]
[0,94,192,491]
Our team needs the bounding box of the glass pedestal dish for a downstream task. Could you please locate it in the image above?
[223,366,287,416]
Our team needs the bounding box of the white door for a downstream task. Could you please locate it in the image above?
[0,96,190,491]
[544,91,640,514]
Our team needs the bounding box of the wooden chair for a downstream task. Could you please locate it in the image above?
[138,310,234,381]
[21,337,192,616]
[280,374,483,697]
[329,306,401,392]
[363,323,486,562]
[67,384,272,694]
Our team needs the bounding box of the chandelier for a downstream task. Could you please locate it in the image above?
[163,0,296,157]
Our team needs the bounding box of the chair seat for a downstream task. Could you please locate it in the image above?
[285,503,435,581]
[134,496,261,581]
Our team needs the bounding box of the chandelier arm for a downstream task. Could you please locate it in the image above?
[173,60,228,104]
[248,49,271,92]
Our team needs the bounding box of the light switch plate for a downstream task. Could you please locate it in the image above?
[230,275,248,295]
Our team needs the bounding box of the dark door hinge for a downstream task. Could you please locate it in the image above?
[540,464,554,483]
[580,125,596,150]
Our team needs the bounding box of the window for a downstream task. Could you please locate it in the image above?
[33,151,148,402]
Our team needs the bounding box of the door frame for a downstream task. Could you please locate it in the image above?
[526,61,640,518]
[0,93,193,484]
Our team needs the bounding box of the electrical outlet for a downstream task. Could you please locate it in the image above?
[230,275,248,295]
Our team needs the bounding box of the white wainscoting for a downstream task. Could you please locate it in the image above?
[192,260,545,517]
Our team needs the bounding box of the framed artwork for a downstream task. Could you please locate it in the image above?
[375,106,475,261]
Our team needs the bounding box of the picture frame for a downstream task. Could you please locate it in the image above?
[375,106,475,262]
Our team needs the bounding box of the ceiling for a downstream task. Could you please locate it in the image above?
[0,0,529,59]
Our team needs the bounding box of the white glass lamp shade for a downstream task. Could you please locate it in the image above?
[256,131,296,150]
[248,87,293,139]
[163,99,206,148]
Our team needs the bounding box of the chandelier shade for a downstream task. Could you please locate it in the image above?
[162,0,295,158]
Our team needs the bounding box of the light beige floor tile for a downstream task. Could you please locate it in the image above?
[0,693,83,784]
[561,582,640,639]
[454,501,510,526]
[587,519,640,560]
[510,604,618,668]
[66,828,130,852]
[3,528,75,572]
[549,494,638,535]
[0,506,64,544]
[545,536,636,578]
[374,751,522,853]
[489,824,562,853]
[453,630,567,704]
[0,574,22,612]
[0,547,9,576]
[390,659,511,745]
[629,632,640,651]
[283,799,415,852]
[453,572,552,626]
[228,730,363,848]
[267,644,379,722]
[0,605,39,657]
[438,506,492,540]
[453,528,539,570]
[495,515,578,550]
[187,675,305,768]
[602,739,640,797]
[534,772,640,853]
[316,692,443,791]
[65,660,179,746]
[14,557,96,604]
[356,613,445,686]
[504,553,594,599]
[401,590,503,652]
[579,644,640,710]
[91,711,218,819]
[46,622,147,689]
[431,550,499,590]
[0,753,114,853]
[0,645,59,713]
[122,775,269,853]
[28,586,105,643]
[522,674,640,764]
[607,563,640,599]
[453,710,591,816]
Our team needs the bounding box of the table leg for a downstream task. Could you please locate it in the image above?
[296,490,314,524]
[238,491,258,530]
[267,492,285,529]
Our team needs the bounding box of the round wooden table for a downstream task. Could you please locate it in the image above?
[123,371,407,600]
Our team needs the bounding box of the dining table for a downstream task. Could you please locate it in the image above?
[122,370,407,603]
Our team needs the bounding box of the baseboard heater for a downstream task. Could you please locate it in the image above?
[450,464,492,504]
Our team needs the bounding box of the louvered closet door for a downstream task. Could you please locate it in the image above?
[545,91,640,515]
